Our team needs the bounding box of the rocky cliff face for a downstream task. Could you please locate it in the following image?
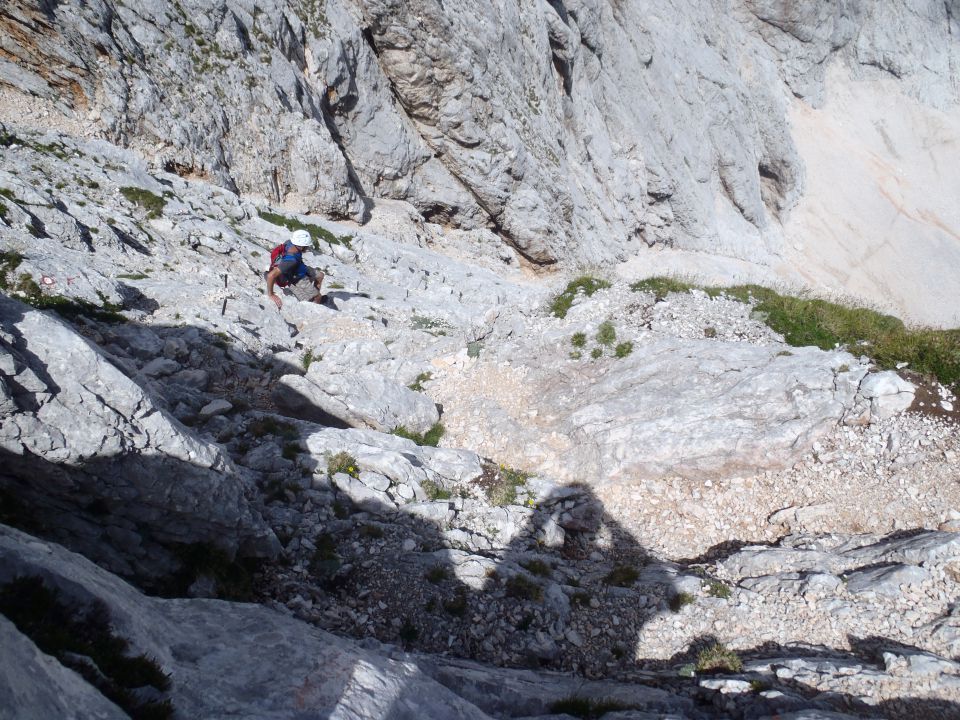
[2,0,958,322]
[2,2,960,717]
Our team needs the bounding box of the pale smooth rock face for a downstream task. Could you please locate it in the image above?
[858,370,916,422]
[275,364,440,433]
[2,0,957,323]
[0,295,278,581]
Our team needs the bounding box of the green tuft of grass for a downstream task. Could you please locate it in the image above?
[425,565,448,584]
[259,210,352,250]
[391,422,445,447]
[327,451,359,479]
[596,321,617,346]
[420,479,452,501]
[359,524,384,539]
[590,347,603,359]
[443,590,468,617]
[696,642,743,673]
[248,417,298,440]
[571,331,587,348]
[614,341,633,358]
[281,442,300,461]
[520,559,552,578]
[505,574,543,601]
[120,186,166,219]
[408,371,433,392]
[669,592,695,612]
[550,276,611,318]
[630,277,698,300]
[301,348,319,371]
[116,273,149,281]
[484,464,530,506]
[571,591,592,607]
[398,619,418,644]
[549,697,630,719]
[309,533,340,580]
[604,565,639,587]
[706,581,731,599]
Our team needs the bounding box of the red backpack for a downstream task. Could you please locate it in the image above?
[269,243,291,287]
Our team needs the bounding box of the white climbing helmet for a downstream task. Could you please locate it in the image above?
[290,229,312,247]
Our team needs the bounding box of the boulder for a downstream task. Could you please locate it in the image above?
[274,366,440,434]
[858,371,916,422]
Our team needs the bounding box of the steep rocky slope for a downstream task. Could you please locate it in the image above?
[1,120,960,718]
[2,0,958,323]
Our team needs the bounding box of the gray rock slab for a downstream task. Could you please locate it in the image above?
[275,366,439,434]
[844,564,931,598]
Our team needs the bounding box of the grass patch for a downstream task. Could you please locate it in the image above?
[425,565,448,584]
[550,276,611,318]
[630,277,698,300]
[408,371,433,392]
[301,348,319,371]
[0,200,7,223]
[359,524,384,539]
[727,284,960,389]
[571,332,587,348]
[596,321,616,346]
[483,464,530,506]
[259,210,351,249]
[549,697,630,719]
[604,565,639,587]
[398,618,418,644]
[520,559,552,578]
[116,273,149,281]
[614,341,633,358]
[391,422,445,447]
[410,315,450,336]
[705,581,731,599]
[309,533,340,580]
[119,187,166,219]
[505,574,543,601]
[633,277,960,389]
[669,592,695,612]
[327,451,359,479]
[281,442,301,460]
[420,479,452,501]
[443,590,468,617]
[590,347,603,359]
[696,642,743,673]
[571,591,592,607]
[0,576,173,719]
[248,417,298,440]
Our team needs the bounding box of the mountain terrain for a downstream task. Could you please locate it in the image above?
[1,1,960,719]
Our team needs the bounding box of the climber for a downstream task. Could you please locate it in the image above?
[266,229,325,309]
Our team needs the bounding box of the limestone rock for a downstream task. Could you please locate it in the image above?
[0,295,278,581]
[858,371,916,422]
[275,365,440,434]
